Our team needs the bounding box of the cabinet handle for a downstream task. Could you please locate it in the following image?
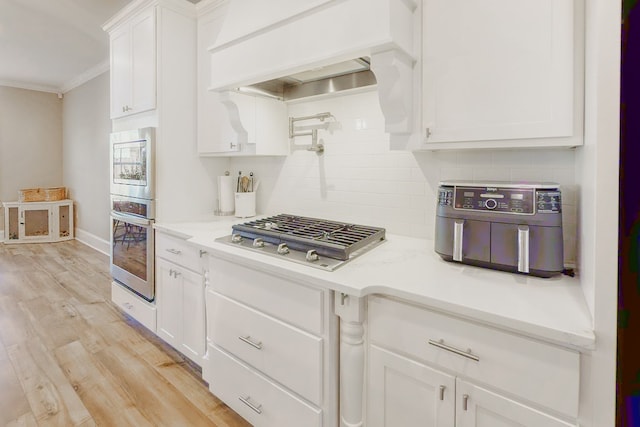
[239,335,263,350]
[439,385,445,401]
[238,395,262,414]
[199,249,207,258]
[462,394,469,411]
[428,339,479,362]
[166,248,182,255]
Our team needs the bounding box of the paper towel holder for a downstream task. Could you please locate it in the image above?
[215,171,236,216]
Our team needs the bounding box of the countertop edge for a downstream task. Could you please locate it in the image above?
[155,222,597,353]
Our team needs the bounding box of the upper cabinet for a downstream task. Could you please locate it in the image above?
[197,3,290,156]
[108,7,156,119]
[421,0,583,150]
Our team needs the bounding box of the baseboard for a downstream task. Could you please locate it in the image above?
[75,228,109,256]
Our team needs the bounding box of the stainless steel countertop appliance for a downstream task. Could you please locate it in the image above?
[216,214,386,271]
[435,180,564,277]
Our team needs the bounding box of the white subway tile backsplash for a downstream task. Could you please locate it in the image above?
[229,90,577,265]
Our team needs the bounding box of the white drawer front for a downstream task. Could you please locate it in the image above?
[156,233,201,272]
[207,290,323,406]
[368,296,580,418]
[207,344,322,427]
[209,257,324,335]
[111,282,156,332]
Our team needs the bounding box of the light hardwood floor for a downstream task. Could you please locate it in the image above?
[0,240,250,427]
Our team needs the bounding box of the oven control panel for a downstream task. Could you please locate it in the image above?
[438,186,561,214]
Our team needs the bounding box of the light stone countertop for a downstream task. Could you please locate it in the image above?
[154,217,595,352]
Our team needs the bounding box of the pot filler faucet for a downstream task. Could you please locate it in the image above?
[289,112,334,153]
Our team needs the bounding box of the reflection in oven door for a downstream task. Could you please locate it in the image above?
[110,211,155,301]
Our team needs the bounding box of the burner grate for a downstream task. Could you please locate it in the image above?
[232,214,386,260]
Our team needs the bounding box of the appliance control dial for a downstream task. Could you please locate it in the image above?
[485,199,497,210]
[277,243,290,255]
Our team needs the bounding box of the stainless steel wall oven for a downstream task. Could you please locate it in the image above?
[110,128,156,301]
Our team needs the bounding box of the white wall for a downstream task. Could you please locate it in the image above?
[62,72,111,251]
[0,86,63,233]
[231,89,578,265]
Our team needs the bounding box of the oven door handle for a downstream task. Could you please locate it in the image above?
[111,211,152,227]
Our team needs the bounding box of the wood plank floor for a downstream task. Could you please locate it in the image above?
[0,240,250,427]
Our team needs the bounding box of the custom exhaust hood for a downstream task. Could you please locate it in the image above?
[208,0,417,137]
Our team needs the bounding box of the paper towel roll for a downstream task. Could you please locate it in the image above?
[216,175,235,215]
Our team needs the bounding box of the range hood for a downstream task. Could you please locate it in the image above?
[208,0,417,137]
[240,58,377,102]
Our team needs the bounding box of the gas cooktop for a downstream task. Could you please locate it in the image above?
[215,214,386,271]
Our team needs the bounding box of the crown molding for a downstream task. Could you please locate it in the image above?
[61,60,110,93]
[0,80,59,94]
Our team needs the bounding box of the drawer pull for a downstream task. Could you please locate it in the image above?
[462,394,469,411]
[239,335,263,350]
[239,395,263,414]
[428,339,479,362]
[439,385,445,401]
[166,248,182,255]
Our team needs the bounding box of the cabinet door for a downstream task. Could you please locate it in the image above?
[181,267,205,361]
[422,0,574,144]
[456,380,577,427]
[110,25,132,119]
[19,205,52,242]
[156,258,182,348]
[368,345,455,427]
[130,7,156,115]
[197,12,240,155]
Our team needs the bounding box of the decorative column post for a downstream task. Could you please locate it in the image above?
[334,292,366,427]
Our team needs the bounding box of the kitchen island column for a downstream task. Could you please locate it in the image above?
[335,292,366,427]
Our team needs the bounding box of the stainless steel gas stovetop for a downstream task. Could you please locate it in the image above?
[216,214,386,271]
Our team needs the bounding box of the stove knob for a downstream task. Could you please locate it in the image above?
[306,249,320,262]
[231,234,243,243]
[253,238,265,248]
[277,243,290,255]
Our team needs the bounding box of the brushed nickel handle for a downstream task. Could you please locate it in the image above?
[439,385,445,401]
[166,248,182,255]
[238,396,262,414]
[428,339,479,362]
[239,335,263,350]
[518,225,530,273]
[462,394,469,411]
[453,220,464,262]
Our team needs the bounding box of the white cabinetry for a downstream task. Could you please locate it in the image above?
[367,296,579,427]
[421,0,581,149]
[3,200,74,244]
[203,257,338,426]
[197,5,289,157]
[108,6,156,119]
[368,345,455,427]
[155,232,206,365]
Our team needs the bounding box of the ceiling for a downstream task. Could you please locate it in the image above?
[0,0,200,94]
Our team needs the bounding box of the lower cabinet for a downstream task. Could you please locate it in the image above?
[368,345,455,427]
[456,380,576,427]
[203,257,338,427]
[155,232,206,365]
[367,296,580,427]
